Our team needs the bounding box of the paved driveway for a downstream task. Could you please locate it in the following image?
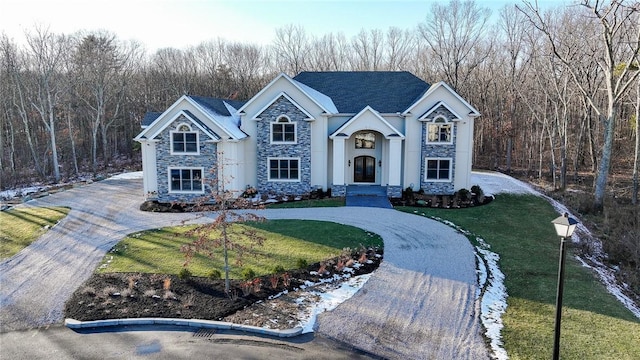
[0,178,489,359]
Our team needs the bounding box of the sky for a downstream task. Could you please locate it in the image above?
[1,0,563,52]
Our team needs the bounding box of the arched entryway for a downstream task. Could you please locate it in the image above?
[350,131,382,184]
[354,155,376,183]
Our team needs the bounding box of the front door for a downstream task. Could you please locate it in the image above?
[354,156,376,183]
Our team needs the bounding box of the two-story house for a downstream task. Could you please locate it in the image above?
[134,71,480,203]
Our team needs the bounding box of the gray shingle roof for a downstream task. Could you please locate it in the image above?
[293,71,430,113]
[189,96,246,116]
[141,112,162,127]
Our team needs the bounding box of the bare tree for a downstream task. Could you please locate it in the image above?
[519,0,640,210]
[272,24,310,75]
[418,0,492,91]
[350,29,385,70]
[23,26,69,182]
[385,27,416,71]
[182,157,265,293]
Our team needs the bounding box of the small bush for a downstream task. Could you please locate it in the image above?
[178,268,192,279]
[242,267,256,280]
[272,265,286,274]
[208,269,222,279]
[296,258,308,269]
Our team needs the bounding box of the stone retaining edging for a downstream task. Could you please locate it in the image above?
[64,318,303,338]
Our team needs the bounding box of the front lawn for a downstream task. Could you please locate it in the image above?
[0,206,70,259]
[98,219,382,278]
[399,194,640,360]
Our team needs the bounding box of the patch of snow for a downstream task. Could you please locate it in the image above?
[471,171,540,197]
[297,273,372,333]
[428,214,508,360]
[107,171,143,180]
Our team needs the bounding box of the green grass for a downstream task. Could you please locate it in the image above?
[0,206,70,259]
[98,219,382,279]
[266,197,345,208]
[399,194,640,359]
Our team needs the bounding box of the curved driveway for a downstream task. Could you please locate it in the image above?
[0,178,489,359]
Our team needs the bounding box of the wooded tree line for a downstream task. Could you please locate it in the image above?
[1,0,639,210]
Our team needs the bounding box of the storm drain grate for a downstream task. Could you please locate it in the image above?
[193,328,217,338]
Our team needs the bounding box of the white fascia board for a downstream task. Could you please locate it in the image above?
[236,73,290,114]
[134,95,191,141]
[329,106,405,139]
[147,110,220,142]
[403,81,480,117]
[251,92,316,121]
[237,73,332,116]
[418,101,465,121]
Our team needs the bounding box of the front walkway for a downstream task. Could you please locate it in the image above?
[0,178,489,359]
[345,185,392,208]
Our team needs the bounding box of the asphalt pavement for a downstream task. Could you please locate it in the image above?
[0,177,490,359]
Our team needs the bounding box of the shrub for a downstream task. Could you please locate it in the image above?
[208,269,222,279]
[272,265,286,274]
[471,185,485,203]
[178,268,192,279]
[296,258,308,269]
[457,188,472,201]
[242,267,256,280]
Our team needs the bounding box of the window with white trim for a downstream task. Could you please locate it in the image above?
[271,116,296,143]
[427,117,452,143]
[268,158,300,181]
[425,158,452,181]
[171,124,199,154]
[169,168,203,192]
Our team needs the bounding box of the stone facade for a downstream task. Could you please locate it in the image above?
[332,184,346,197]
[386,185,403,198]
[155,118,217,203]
[420,107,457,195]
[256,96,312,196]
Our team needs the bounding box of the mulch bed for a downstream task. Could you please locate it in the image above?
[65,248,383,322]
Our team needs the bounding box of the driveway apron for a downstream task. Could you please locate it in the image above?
[0,179,489,359]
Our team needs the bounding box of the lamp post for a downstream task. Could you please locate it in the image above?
[551,213,578,360]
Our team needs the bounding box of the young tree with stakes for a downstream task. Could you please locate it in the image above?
[181,156,266,294]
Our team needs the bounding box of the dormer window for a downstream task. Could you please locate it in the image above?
[271,116,296,144]
[427,117,452,144]
[171,123,199,154]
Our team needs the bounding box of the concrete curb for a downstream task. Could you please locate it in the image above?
[64,318,303,338]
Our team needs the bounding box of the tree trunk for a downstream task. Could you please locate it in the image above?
[633,84,639,205]
[66,106,79,176]
[47,94,61,182]
[594,110,617,211]
[506,136,513,175]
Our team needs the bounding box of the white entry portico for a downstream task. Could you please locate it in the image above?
[329,106,404,190]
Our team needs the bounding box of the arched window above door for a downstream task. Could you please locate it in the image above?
[355,131,376,149]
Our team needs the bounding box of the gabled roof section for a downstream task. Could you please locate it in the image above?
[135,95,247,141]
[293,71,431,114]
[141,112,162,128]
[404,81,480,117]
[189,96,245,117]
[144,110,221,141]
[189,96,247,139]
[252,92,315,121]
[237,73,336,115]
[329,106,404,139]
[181,110,220,140]
[290,79,338,113]
[418,101,464,121]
